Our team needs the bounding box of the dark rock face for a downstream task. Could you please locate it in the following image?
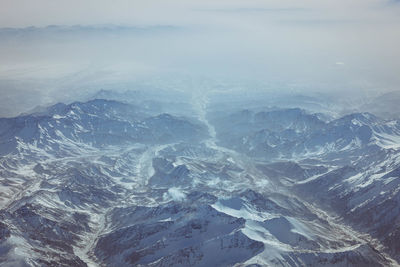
[0,221,10,241]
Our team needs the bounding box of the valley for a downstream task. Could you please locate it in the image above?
[0,92,399,266]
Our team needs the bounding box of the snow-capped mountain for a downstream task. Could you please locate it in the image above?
[211,108,400,161]
[0,99,207,157]
[0,96,400,266]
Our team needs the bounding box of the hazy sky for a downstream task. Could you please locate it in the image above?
[1,0,399,27]
[0,0,399,116]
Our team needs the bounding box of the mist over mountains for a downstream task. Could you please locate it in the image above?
[0,20,399,118]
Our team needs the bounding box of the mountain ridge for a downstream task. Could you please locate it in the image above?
[0,97,399,266]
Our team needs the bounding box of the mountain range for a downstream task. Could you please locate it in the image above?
[0,94,400,266]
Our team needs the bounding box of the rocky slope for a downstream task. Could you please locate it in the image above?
[0,98,399,266]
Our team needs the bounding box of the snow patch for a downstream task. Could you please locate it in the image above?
[167,187,186,201]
